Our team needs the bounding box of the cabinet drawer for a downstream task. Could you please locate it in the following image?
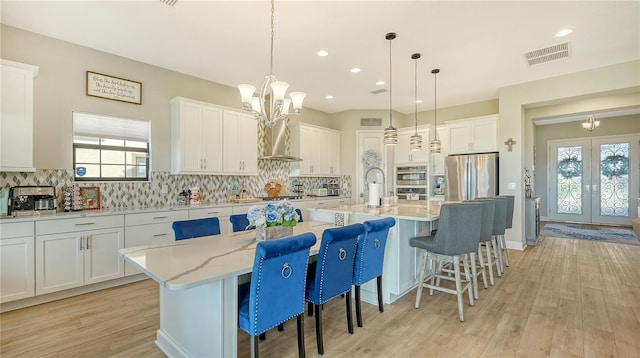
[125,222,174,248]
[125,210,188,226]
[232,204,259,215]
[0,221,34,239]
[189,206,233,219]
[36,215,124,235]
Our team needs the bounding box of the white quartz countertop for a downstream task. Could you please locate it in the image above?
[309,201,444,222]
[120,221,335,291]
[0,196,351,222]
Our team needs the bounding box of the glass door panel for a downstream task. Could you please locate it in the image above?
[549,140,591,223]
[591,136,638,225]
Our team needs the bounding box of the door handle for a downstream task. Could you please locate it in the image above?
[585,184,590,192]
[592,184,598,193]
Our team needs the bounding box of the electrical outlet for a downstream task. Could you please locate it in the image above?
[508,182,516,190]
[161,184,169,194]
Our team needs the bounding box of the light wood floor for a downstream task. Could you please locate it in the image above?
[2,234,640,357]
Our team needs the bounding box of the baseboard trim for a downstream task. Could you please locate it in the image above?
[1,274,149,313]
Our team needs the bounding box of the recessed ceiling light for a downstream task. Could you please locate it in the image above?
[325,95,334,99]
[317,50,329,57]
[350,67,361,73]
[416,100,423,104]
[376,80,385,86]
[555,28,573,37]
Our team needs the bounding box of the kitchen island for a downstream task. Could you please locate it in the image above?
[120,221,334,358]
[308,201,442,306]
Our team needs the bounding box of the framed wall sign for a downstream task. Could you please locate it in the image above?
[79,186,101,210]
[86,71,142,105]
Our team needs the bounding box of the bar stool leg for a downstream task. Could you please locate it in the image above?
[476,247,488,289]
[480,243,495,286]
[462,255,474,306]
[501,234,510,267]
[453,255,465,322]
[469,252,479,300]
[492,236,503,277]
[415,251,428,308]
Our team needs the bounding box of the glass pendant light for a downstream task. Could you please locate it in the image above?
[384,32,398,146]
[410,53,422,151]
[429,68,442,154]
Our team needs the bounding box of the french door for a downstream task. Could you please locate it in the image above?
[548,134,639,225]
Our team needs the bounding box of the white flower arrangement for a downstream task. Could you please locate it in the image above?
[247,199,300,229]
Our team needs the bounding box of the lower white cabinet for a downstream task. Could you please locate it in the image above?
[0,221,35,303]
[189,206,233,235]
[124,210,188,276]
[35,215,124,295]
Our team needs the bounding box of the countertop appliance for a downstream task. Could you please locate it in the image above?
[310,188,328,197]
[323,180,340,196]
[444,152,499,201]
[8,186,57,217]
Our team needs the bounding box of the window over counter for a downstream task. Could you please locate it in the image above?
[72,111,150,181]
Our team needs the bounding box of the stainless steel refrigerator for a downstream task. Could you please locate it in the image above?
[444,153,499,201]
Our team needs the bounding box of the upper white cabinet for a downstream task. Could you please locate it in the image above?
[395,126,430,164]
[171,97,223,174]
[290,123,341,177]
[222,109,258,175]
[431,126,450,175]
[1,60,39,172]
[446,114,498,155]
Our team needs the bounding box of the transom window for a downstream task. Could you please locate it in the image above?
[73,111,150,182]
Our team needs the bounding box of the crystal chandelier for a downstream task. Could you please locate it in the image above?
[410,53,422,151]
[237,0,305,128]
[581,115,600,131]
[384,32,398,146]
[429,68,441,153]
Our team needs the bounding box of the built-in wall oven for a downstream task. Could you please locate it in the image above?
[395,165,428,200]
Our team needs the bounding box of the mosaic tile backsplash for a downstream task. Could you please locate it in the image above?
[1,160,351,209]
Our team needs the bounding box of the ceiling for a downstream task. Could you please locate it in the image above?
[1,1,639,115]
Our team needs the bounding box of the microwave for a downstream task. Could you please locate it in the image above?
[395,165,427,185]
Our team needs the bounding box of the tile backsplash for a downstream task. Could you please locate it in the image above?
[1,160,351,209]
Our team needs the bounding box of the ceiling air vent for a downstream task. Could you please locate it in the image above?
[361,118,382,126]
[523,42,570,66]
[370,88,388,95]
[160,0,178,6]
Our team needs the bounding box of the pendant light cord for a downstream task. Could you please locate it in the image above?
[269,0,275,76]
[389,37,393,127]
[414,57,418,133]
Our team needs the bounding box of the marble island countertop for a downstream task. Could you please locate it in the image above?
[120,221,334,290]
[309,200,445,222]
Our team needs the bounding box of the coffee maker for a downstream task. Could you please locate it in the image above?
[8,186,57,217]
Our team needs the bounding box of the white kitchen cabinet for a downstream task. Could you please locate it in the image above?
[0,221,35,303]
[290,123,341,177]
[124,210,188,276]
[189,206,233,235]
[1,60,39,172]
[446,114,498,154]
[430,126,450,175]
[35,215,124,295]
[222,109,258,175]
[395,126,430,165]
[171,97,223,174]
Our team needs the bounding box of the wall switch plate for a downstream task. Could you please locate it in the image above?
[508,182,516,190]
[161,184,168,194]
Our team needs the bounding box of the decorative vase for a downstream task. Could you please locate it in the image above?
[255,225,294,241]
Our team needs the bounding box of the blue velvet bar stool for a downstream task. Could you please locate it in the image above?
[171,217,221,240]
[353,217,396,327]
[238,232,317,358]
[305,223,365,355]
[410,202,482,322]
[497,195,514,268]
[230,214,252,232]
[295,208,304,222]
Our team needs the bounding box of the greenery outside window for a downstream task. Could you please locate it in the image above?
[73,111,150,181]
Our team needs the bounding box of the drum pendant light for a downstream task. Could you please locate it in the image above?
[384,32,398,146]
[429,68,442,153]
[410,53,422,151]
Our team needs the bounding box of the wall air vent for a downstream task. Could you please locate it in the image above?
[523,42,570,66]
[361,118,382,126]
[370,88,388,95]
